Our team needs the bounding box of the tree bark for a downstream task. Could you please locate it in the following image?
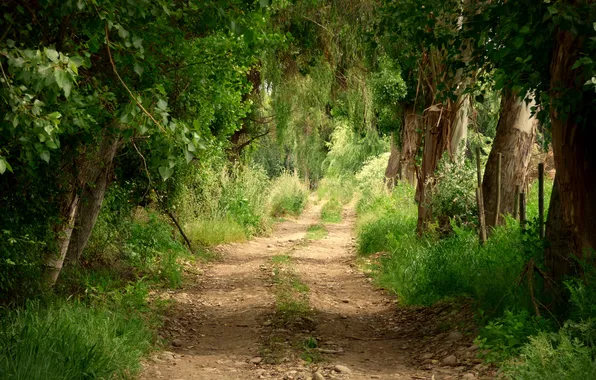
[416,104,452,233]
[384,132,400,189]
[399,104,420,187]
[65,132,120,265]
[545,29,596,283]
[482,91,536,228]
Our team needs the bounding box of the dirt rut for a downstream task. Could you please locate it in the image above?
[140,201,489,380]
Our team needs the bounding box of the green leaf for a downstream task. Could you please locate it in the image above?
[118,27,130,39]
[40,151,50,163]
[158,166,173,181]
[0,158,6,174]
[134,63,144,77]
[45,48,59,63]
[132,36,143,50]
[48,112,61,120]
[184,150,194,163]
[157,99,167,110]
[54,69,73,97]
[260,0,270,8]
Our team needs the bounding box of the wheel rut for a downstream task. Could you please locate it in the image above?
[141,200,491,380]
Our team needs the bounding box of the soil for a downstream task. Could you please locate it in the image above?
[140,199,496,380]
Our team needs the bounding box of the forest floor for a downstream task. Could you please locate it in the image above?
[140,199,496,380]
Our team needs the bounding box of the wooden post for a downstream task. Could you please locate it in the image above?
[494,153,502,226]
[520,192,527,231]
[538,163,545,238]
[475,147,482,187]
[513,185,520,220]
[476,187,487,245]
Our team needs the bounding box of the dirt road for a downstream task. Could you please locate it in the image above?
[141,200,490,380]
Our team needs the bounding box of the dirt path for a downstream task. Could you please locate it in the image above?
[141,200,491,380]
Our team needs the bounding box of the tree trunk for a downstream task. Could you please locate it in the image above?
[45,192,80,286]
[545,30,596,283]
[400,104,420,187]
[384,132,400,189]
[416,104,452,233]
[450,93,470,157]
[65,132,120,265]
[482,91,536,228]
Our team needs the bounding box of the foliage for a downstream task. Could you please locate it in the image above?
[320,198,342,223]
[316,176,356,204]
[428,154,478,228]
[476,310,552,363]
[268,172,309,217]
[0,300,153,380]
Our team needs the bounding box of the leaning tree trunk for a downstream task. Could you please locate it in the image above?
[545,29,596,283]
[45,191,80,286]
[65,132,120,265]
[482,92,536,228]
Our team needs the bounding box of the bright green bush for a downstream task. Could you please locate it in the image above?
[268,172,309,217]
[503,329,596,380]
[321,198,342,223]
[0,300,153,380]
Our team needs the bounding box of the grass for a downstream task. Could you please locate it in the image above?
[306,224,328,240]
[186,218,247,246]
[268,172,309,217]
[270,255,310,321]
[0,300,153,380]
[317,176,356,204]
[320,198,343,223]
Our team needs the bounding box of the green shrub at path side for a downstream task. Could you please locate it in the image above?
[0,300,153,380]
[269,173,309,217]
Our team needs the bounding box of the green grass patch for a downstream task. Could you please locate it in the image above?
[317,176,355,204]
[0,300,153,380]
[269,173,309,217]
[306,224,328,240]
[320,198,342,223]
[186,218,247,246]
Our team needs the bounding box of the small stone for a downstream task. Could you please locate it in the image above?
[313,371,325,380]
[442,355,458,366]
[421,353,434,360]
[263,320,272,326]
[334,365,352,374]
[250,357,263,364]
[446,331,464,341]
[467,344,478,352]
[171,339,183,347]
[462,374,476,380]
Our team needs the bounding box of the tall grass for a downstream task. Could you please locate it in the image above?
[0,300,153,380]
[268,172,309,217]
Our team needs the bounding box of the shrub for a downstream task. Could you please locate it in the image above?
[0,300,153,380]
[186,218,247,246]
[503,329,596,380]
[317,176,356,204]
[268,172,309,217]
[321,198,342,223]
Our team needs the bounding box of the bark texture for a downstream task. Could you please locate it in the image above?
[482,92,536,228]
[545,30,596,282]
[45,193,80,286]
[399,104,420,187]
[384,132,400,189]
[65,132,120,265]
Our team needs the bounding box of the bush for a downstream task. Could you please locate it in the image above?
[317,176,356,204]
[504,329,596,380]
[0,300,153,380]
[321,198,342,223]
[268,172,309,217]
[186,218,247,246]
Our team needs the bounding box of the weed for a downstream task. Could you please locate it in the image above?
[301,336,322,363]
[321,198,342,223]
[268,172,309,217]
[0,300,153,380]
[306,224,328,240]
[186,218,247,246]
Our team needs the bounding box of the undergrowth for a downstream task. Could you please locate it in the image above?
[320,198,342,223]
[268,172,309,217]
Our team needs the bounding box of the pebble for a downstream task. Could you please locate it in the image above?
[313,371,325,380]
[334,365,352,374]
[171,339,183,347]
[462,374,476,380]
[420,353,433,360]
[446,331,464,341]
[442,355,458,366]
[250,357,263,364]
[467,344,478,351]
